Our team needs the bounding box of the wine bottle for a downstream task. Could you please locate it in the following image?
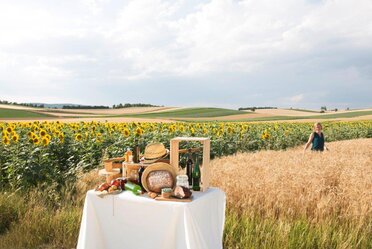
[138,166,145,188]
[192,156,200,191]
[125,181,142,195]
[186,151,193,187]
[133,144,140,163]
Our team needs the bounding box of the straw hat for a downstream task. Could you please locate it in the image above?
[141,162,176,193]
[143,143,169,164]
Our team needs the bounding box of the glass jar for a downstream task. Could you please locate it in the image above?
[176,175,189,188]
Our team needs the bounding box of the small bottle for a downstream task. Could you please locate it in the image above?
[133,145,140,163]
[125,148,132,162]
[138,166,145,188]
[186,151,193,187]
[192,156,201,191]
[125,181,142,195]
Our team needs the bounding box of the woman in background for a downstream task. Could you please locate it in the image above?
[304,122,329,152]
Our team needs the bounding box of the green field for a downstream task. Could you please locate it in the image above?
[117,107,248,118]
[0,108,51,119]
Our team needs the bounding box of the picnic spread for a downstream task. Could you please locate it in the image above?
[77,137,226,249]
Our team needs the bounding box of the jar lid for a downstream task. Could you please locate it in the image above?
[161,188,172,193]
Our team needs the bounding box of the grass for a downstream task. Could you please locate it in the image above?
[0,139,371,248]
[0,108,52,119]
[115,107,247,118]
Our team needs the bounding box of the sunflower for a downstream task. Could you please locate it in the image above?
[2,136,10,145]
[33,137,40,145]
[59,133,65,143]
[135,127,143,136]
[261,130,270,140]
[39,129,47,137]
[75,133,83,141]
[27,131,34,138]
[6,127,13,133]
[42,137,50,146]
[12,134,19,143]
[123,129,130,137]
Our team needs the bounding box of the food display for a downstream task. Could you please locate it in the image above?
[95,138,210,201]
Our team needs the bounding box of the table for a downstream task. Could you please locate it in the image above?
[77,188,226,249]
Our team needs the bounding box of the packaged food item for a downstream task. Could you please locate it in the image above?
[173,186,192,199]
[161,188,172,198]
[176,175,189,188]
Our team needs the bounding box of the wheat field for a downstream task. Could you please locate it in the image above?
[210,138,372,248]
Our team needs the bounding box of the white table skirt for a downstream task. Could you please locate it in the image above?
[77,188,226,249]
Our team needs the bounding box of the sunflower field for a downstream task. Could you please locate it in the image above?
[0,120,371,192]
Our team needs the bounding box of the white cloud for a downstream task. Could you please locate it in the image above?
[289,94,304,103]
[0,0,371,107]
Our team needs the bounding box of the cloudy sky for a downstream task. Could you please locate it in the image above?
[0,0,371,109]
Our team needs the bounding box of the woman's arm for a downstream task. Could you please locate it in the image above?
[304,133,314,152]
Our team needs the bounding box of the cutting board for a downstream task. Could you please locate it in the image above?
[155,196,192,202]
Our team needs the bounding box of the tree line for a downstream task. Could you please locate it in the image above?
[238,106,277,111]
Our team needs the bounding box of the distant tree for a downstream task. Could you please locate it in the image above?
[334,108,338,112]
[321,106,327,111]
[346,107,350,111]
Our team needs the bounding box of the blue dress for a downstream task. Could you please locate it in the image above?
[311,132,324,151]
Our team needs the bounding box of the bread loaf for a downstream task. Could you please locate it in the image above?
[146,170,174,193]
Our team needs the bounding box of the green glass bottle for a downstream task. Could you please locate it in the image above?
[192,156,201,191]
[125,181,142,195]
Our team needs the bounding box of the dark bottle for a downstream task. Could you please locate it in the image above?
[192,156,201,191]
[138,166,145,188]
[186,151,193,187]
[133,145,140,163]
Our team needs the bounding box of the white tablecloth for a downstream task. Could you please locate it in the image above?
[77,188,226,249]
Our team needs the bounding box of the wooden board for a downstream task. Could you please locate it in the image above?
[155,196,192,202]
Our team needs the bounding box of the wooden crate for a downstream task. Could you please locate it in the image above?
[104,157,124,171]
[170,137,210,192]
[98,169,122,183]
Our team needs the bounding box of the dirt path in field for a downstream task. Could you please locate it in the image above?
[38,106,175,115]
[175,113,271,121]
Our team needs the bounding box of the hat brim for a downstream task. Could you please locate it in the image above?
[142,149,169,164]
[141,162,176,193]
